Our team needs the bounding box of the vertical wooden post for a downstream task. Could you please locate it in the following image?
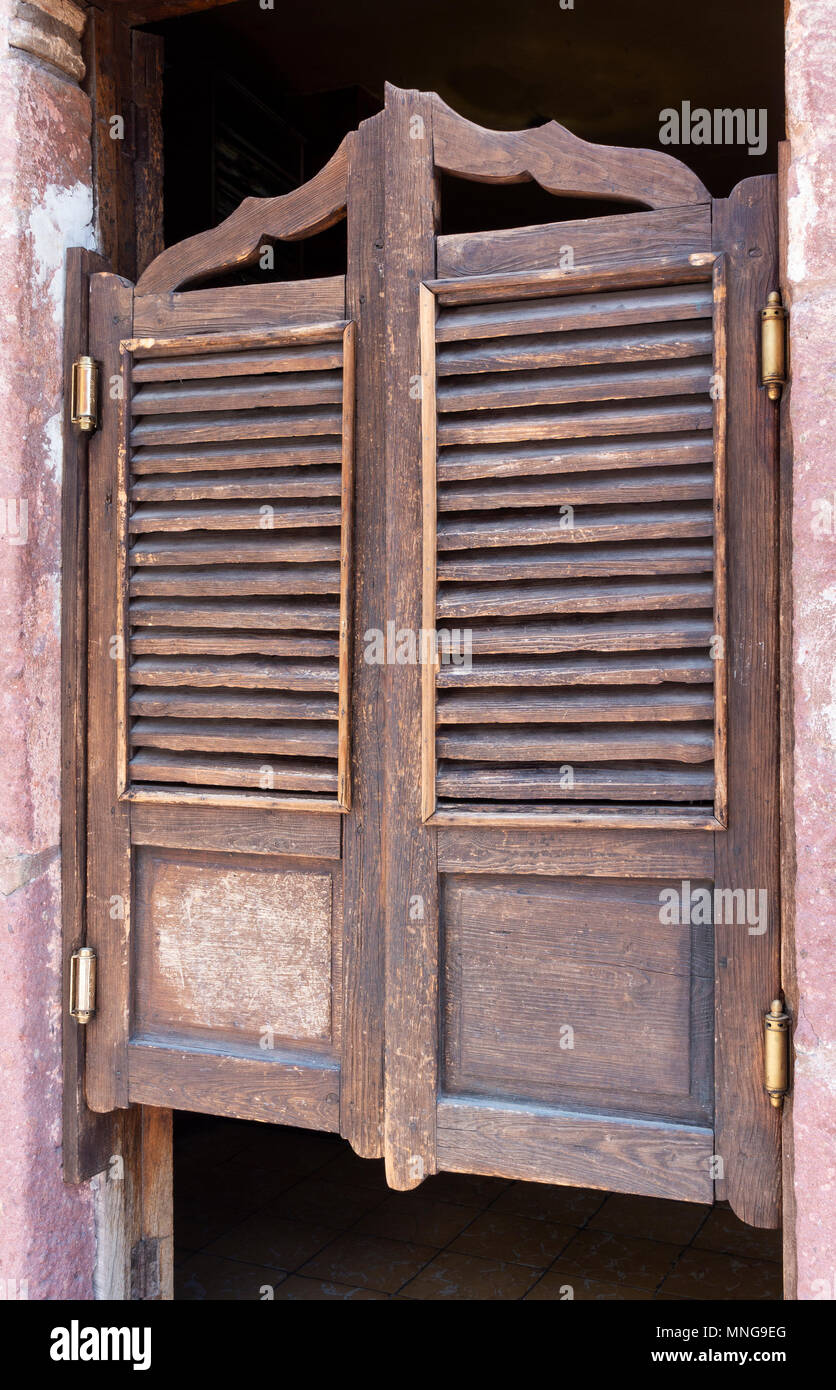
[62,248,116,1182]
[93,1106,173,1300]
[341,112,387,1157]
[712,175,782,1228]
[85,271,133,1113]
[381,85,441,1190]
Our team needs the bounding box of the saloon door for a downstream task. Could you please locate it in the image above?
[81,137,389,1155]
[76,88,782,1228]
[379,90,781,1229]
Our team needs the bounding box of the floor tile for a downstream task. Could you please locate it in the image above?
[205,1212,338,1271]
[173,1120,783,1302]
[589,1193,708,1245]
[400,1251,539,1301]
[200,1158,298,1208]
[526,1270,651,1300]
[556,1229,682,1291]
[316,1150,390,1192]
[419,1171,511,1206]
[231,1127,341,1174]
[449,1211,576,1269]
[300,1232,436,1294]
[175,1188,267,1251]
[661,1248,782,1300]
[272,1276,388,1301]
[693,1206,783,1262]
[491,1182,606,1225]
[175,1253,285,1301]
[174,1118,253,1167]
[267,1176,387,1229]
[356,1192,482,1246]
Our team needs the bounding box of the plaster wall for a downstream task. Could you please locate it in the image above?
[0,0,96,1300]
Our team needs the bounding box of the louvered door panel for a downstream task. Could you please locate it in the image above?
[122,323,354,810]
[421,260,726,828]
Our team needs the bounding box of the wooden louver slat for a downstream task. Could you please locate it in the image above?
[423,264,725,823]
[123,321,353,807]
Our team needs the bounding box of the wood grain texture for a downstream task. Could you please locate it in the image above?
[130,801,341,857]
[381,86,440,1189]
[133,279,345,336]
[136,138,348,294]
[435,283,715,343]
[429,254,718,307]
[442,875,713,1124]
[777,136,798,1298]
[436,1097,714,1202]
[61,247,116,1176]
[437,205,712,279]
[85,272,133,1112]
[420,284,438,821]
[124,308,351,812]
[134,849,335,1047]
[340,112,387,1158]
[428,252,719,827]
[131,30,164,278]
[437,826,715,876]
[337,322,356,810]
[431,93,709,209]
[712,177,781,1229]
[128,1041,340,1130]
[711,255,729,827]
[137,1106,173,1300]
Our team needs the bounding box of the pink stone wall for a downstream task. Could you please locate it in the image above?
[785,0,836,1300]
[0,0,97,1299]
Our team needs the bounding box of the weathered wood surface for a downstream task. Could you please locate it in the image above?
[134,849,336,1046]
[136,139,349,294]
[340,112,387,1158]
[442,875,713,1124]
[437,826,714,877]
[62,248,116,1176]
[128,1042,340,1131]
[712,177,782,1229]
[381,86,440,1190]
[437,205,711,279]
[436,1097,714,1203]
[85,272,133,1112]
[431,93,709,209]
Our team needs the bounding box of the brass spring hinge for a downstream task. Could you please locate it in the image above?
[69,946,96,1023]
[761,291,788,402]
[70,354,100,434]
[764,998,790,1107]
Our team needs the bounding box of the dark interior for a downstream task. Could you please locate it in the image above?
[149,0,784,275]
[147,0,785,1298]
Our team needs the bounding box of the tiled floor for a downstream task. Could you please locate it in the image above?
[174,1116,783,1301]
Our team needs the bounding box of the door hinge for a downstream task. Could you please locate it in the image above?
[69,946,96,1023]
[764,998,790,1107]
[761,290,788,402]
[70,354,100,435]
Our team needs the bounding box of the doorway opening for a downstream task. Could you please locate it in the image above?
[128,0,787,1297]
[173,1113,782,1300]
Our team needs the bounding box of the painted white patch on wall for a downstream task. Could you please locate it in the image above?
[28,180,95,326]
[44,410,63,487]
[787,159,815,288]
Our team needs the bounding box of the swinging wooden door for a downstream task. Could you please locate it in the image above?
[76,85,782,1228]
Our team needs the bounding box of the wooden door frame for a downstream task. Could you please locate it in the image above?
[64,2,796,1295]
